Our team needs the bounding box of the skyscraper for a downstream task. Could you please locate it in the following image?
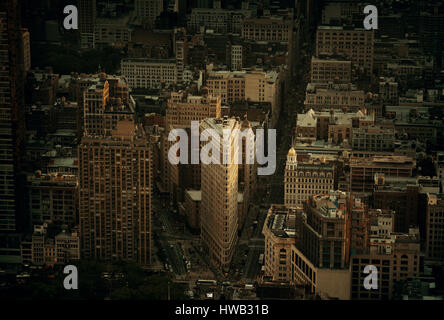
[0,0,25,233]
[78,0,96,48]
[79,75,152,265]
[200,117,239,269]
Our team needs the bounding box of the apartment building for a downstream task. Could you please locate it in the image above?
[304,82,365,111]
[242,17,292,42]
[352,125,395,152]
[121,58,177,89]
[310,56,351,83]
[200,117,239,269]
[263,205,300,282]
[426,194,444,260]
[27,172,78,227]
[349,155,416,192]
[316,26,374,75]
[284,147,334,208]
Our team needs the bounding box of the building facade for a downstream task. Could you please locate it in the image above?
[315,26,374,75]
[284,148,335,208]
[200,117,239,269]
[79,77,152,266]
[121,58,177,89]
[310,56,351,83]
[426,194,444,260]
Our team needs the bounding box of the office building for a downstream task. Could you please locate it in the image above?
[0,0,25,233]
[310,56,351,83]
[27,172,78,227]
[426,194,444,260]
[242,17,292,42]
[20,223,80,266]
[284,147,335,208]
[349,155,415,193]
[316,26,374,75]
[78,0,96,48]
[187,8,251,34]
[79,76,152,266]
[352,125,395,152]
[263,205,300,282]
[290,190,352,300]
[121,58,177,89]
[200,117,239,269]
[304,82,366,111]
[166,91,221,129]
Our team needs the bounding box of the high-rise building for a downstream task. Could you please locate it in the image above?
[19,28,31,75]
[290,190,352,300]
[426,193,444,260]
[0,0,25,233]
[78,0,96,48]
[79,76,152,265]
[436,152,444,193]
[162,91,221,198]
[200,117,239,269]
[350,211,422,300]
[263,205,300,282]
[174,28,188,83]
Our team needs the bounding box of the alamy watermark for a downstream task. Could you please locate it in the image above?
[363,5,378,30]
[363,265,378,290]
[63,265,78,290]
